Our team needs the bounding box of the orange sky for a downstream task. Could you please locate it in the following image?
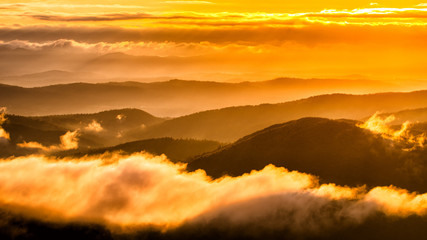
[1,0,427,82]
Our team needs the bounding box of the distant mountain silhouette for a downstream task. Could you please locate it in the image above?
[32,108,163,131]
[188,118,427,192]
[56,138,222,163]
[136,90,427,142]
[0,70,105,87]
[0,76,398,117]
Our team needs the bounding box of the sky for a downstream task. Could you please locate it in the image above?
[1,0,427,82]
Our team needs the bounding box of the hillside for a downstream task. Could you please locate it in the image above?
[32,108,163,131]
[0,109,164,157]
[0,76,398,117]
[187,118,427,192]
[56,138,222,163]
[135,90,427,142]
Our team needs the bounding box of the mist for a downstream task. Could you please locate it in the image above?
[0,152,427,238]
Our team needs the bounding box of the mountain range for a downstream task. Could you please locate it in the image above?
[0,76,400,117]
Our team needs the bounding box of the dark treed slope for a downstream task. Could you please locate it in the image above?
[0,76,396,117]
[56,138,222,163]
[136,90,427,142]
[0,109,164,157]
[187,118,427,192]
[32,108,163,130]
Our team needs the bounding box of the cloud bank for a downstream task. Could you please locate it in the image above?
[0,153,427,236]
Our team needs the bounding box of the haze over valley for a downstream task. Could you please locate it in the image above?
[2,0,427,239]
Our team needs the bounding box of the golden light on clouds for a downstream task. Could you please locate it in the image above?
[2,1,427,238]
[18,130,80,152]
[0,153,427,232]
[358,113,426,150]
[1,0,427,83]
[0,108,10,141]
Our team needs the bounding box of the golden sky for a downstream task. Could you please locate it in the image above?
[1,0,427,82]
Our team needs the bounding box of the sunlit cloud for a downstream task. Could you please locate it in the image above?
[84,120,104,132]
[0,3,148,10]
[116,114,125,120]
[1,1,427,82]
[18,130,80,152]
[0,107,10,141]
[357,112,426,150]
[4,6,427,27]
[164,1,214,4]
[0,153,427,233]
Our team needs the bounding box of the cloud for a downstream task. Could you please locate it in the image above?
[302,8,427,19]
[59,130,79,150]
[0,107,10,141]
[0,39,271,58]
[164,1,214,4]
[17,141,51,151]
[1,24,426,47]
[84,120,103,132]
[0,153,427,235]
[0,39,86,51]
[4,7,427,27]
[0,3,149,10]
[28,13,207,22]
[18,130,79,152]
[116,114,125,120]
[358,112,426,150]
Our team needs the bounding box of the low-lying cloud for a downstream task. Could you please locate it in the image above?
[358,112,426,150]
[0,152,427,235]
[84,120,103,132]
[0,107,10,141]
[17,130,79,151]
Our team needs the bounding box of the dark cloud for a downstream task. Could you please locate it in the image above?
[1,24,427,47]
[28,13,209,22]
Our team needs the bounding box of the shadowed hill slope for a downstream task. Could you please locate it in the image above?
[0,76,399,117]
[0,109,165,156]
[187,118,427,192]
[31,108,163,131]
[56,138,222,163]
[136,90,427,142]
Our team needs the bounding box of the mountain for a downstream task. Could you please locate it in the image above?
[31,108,163,131]
[5,89,427,145]
[56,138,222,163]
[0,76,398,117]
[0,70,105,87]
[134,90,427,142]
[187,118,427,192]
[1,109,164,157]
[0,46,96,77]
